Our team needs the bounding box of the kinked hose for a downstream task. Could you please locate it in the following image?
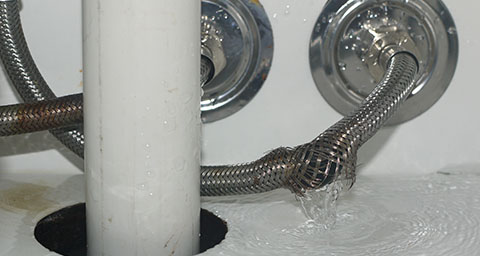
[0,0,418,196]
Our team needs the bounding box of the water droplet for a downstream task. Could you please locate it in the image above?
[447,27,457,34]
[145,106,150,111]
[344,45,350,50]
[338,62,347,71]
[146,170,155,177]
[303,18,307,23]
[272,13,277,19]
[149,192,154,196]
[145,143,150,148]
[223,13,228,20]
[328,14,335,23]
[163,119,176,132]
[138,183,147,191]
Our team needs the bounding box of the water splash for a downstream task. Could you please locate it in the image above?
[201,169,480,256]
[298,180,344,230]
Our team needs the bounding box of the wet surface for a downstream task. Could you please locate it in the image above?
[2,171,480,255]
[201,171,480,255]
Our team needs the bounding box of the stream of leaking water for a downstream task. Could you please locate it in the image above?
[298,180,345,230]
[201,169,480,256]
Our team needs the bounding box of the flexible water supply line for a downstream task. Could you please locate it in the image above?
[0,0,214,149]
[0,0,418,196]
[0,94,82,136]
[0,56,212,136]
[201,53,418,196]
[0,0,85,156]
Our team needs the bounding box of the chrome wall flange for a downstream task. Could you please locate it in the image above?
[200,0,274,123]
[309,0,458,125]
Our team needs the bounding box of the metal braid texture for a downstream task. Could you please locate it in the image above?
[0,0,418,197]
[201,53,418,196]
[0,93,82,136]
[0,0,84,156]
[0,0,213,152]
[200,56,213,86]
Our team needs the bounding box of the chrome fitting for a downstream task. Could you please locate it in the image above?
[362,28,420,82]
[309,0,458,125]
[201,15,227,82]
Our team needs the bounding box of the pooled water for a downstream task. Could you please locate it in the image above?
[201,170,480,256]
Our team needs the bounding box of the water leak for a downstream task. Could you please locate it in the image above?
[201,170,480,256]
[298,180,344,230]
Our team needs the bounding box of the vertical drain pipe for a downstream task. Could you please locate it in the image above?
[83,1,201,255]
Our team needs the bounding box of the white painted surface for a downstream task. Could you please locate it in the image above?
[0,0,476,177]
[0,0,478,255]
[83,0,200,255]
[202,0,480,176]
[2,165,480,255]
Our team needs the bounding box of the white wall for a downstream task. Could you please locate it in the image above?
[0,0,478,176]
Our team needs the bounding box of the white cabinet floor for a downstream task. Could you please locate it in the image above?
[1,166,479,255]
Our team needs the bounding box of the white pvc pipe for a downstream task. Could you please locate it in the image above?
[83,0,201,255]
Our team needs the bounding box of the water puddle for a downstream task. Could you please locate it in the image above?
[201,170,480,255]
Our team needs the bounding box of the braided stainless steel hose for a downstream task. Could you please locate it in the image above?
[0,0,215,140]
[0,56,213,136]
[0,93,82,136]
[0,0,85,156]
[0,0,419,197]
[201,53,418,196]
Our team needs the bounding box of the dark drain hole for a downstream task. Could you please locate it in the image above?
[34,203,227,256]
